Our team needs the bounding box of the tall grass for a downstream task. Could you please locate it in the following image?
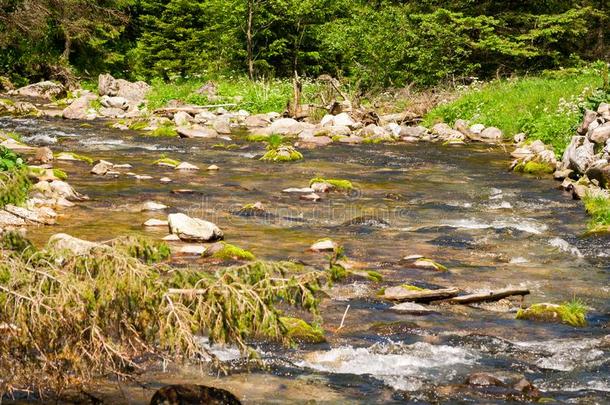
[424,64,608,154]
[146,75,324,113]
[582,193,610,232]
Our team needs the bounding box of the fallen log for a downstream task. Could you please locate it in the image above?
[383,286,459,302]
[449,288,530,305]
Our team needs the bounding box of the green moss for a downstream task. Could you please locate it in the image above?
[514,160,555,175]
[153,157,181,167]
[280,317,325,343]
[246,134,270,142]
[212,143,240,150]
[309,177,353,191]
[516,300,587,327]
[362,137,383,144]
[0,98,15,106]
[413,258,448,271]
[90,98,103,112]
[150,125,178,137]
[129,120,149,131]
[211,242,256,261]
[366,270,383,282]
[401,284,425,291]
[52,168,68,180]
[260,146,303,162]
[5,131,22,142]
[79,123,93,128]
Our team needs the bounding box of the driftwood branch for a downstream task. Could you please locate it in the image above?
[448,288,530,305]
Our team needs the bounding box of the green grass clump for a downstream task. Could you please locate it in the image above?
[146,76,323,113]
[424,65,608,154]
[280,317,325,343]
[260,146,303,162]
[129,120,149,131]
[210,242,256,261]
[365,270,383,282]
[212,143,239,150]
[582,193,610,233]
[150,124,178,137]
[513,161,555,175]
[516,300,587,327]
[309,177,354,191]
[115,236,171,264]
[153,157,181,167]
[89,98,103,112]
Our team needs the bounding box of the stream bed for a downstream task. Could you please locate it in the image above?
[1,116,609,404]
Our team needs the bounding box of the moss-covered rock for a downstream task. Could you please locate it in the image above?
[516,301,587,327]
[280,317,325,343]
[52,168,68,181]
[411,258,448,271]
[55,152,94,165]
[309,177,353,191]
[514,161,555,175]
[153,157,181,167]
[150,125,178,137]
[206,242,256,261]
[246,134,270,142]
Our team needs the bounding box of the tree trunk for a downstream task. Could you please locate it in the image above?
[246,0,254,80]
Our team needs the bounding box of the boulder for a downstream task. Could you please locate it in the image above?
[327,112,356,128]
[244,114,270,128]
[399,125,427,138]
[99,107,126,118]
[361,124,390,138]
[100,95,129,110]
[578,109,599,135]
[47,233,105,255]
[98,73,150,105]
[389,302,435,315]
[469,123,485,134]
[173,111,192,127]
[585,161,610,188]
[49,180,87,201]
[310,238,337,252]
[589,122,610,144]
[177,126,218,139]
[0,210,26,227]
[11,81,65,100]
[91,160,114,175]
[480,126,503,141]
[62,94,97,120]
[326,125,352,137]
[431,123,464,141]
[34,147,53,163]
[571,137,596,173]
[167,213,223,242]
[598,102,609,117]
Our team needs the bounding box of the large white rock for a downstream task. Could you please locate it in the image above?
[47,233,106,255]
[11,81,65,100]
[168,213,223,242]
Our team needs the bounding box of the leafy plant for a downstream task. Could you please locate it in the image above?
[0,146,24,171]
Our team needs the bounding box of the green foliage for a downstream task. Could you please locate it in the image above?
[0,167,30,208]
[582,193,610,232]
[309,177,353,191]
[0,145,24,171]
[128,120,149,131]
[425,66,606,153]
[115,236,171,264]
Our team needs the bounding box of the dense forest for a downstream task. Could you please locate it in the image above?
[0,0,608,88]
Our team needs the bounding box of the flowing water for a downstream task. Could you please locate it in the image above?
[2,116,609,404]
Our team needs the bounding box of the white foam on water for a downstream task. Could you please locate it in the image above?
[514,337,606,371]
[22,134,58,144]
[488,201,513,210]
[196,337,243,362]
[441,218,547,234]
[297,341,478,391]
[549,237,583,258]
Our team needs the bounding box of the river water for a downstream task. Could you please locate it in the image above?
[1,116,609,404]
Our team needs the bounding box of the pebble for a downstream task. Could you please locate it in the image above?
[207,164,219,171]
[300,193,321,202]
[140,201,168,211]
[175,162,199,170]
[160,177,172,183]
[143,218,169,227]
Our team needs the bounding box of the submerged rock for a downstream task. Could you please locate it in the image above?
[168,213,223,243]
[149,384,242,405]
[389,302,436,315]
[280,317,325,343]
[341,215,389,228]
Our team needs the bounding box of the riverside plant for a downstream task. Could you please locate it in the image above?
[0,233,324,398]
[260,134,303,162]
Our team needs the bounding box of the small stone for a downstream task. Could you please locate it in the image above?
[300,193,321,202]
[162,234,181,241]
[310,238,337,252]
[113,163,132,169]
[160,177,172,183]
[143,218,169,227]
[207,164,219,171]
[282,187,315,193]
[91,160,114,175]
[310,182,332,193]
[466,373,504,387]
[34,147,53,163]
[390,302,435,315]
[403,254,424,261]
[134,174,153,180]
[140,201,168,211]
[175,162,199,171]
[168,213,223,242]
[469,124,485,134]
[178,245,207,255]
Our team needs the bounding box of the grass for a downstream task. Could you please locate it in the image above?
[424,64,609,154]
[0,234,324,396]
[0,167,30,208]
[146,75,324,113]
[516,299,587,327]
[309,177,354,191]
[582,193,610,233]
[209,242,256,261]
[150,124,178,137]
